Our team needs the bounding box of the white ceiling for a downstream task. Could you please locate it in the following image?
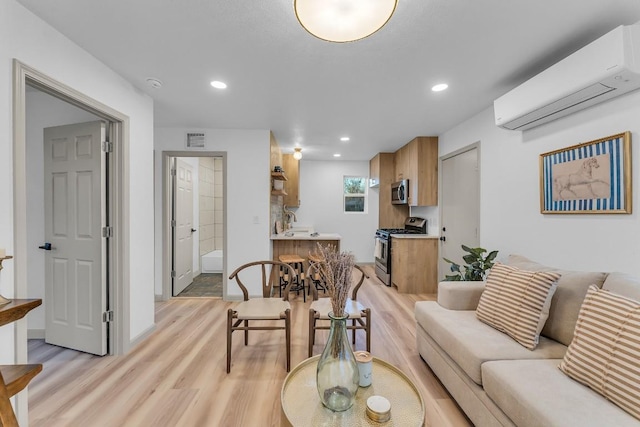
[17,0,640,161]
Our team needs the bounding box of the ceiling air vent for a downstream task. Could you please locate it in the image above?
[186,132,205,149]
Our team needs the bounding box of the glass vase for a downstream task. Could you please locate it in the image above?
[316,312,360,412]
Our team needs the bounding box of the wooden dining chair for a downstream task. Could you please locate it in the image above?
[227,260,297,373]
[307,264,371,357]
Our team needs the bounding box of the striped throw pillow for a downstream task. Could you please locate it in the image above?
[559,285,640,420]
[476,263,561,350]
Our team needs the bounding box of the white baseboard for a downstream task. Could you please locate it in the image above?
[129,323,156,350]
[28,329,45,339]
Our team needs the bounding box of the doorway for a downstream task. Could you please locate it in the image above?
[439,143,481,279]
[162,152,226,299]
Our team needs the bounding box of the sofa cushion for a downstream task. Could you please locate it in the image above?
[482,359,640,427]
[602,272,640,301]
[506,254,608,346]
[414,301,567,385]
[477,263,560,349]
[559,285,640,421]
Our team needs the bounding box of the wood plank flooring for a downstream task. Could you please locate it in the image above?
[27,264,471,427]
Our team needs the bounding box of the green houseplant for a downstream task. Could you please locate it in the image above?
[443,245,498,281]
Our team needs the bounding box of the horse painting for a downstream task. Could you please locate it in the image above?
[553,156,610,200]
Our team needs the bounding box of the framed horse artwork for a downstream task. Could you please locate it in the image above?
[539,132,632,214]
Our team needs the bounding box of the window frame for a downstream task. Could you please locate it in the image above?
[343,175,368,214]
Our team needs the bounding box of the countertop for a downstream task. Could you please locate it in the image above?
[391,234,440,239]
[270,233,342,241]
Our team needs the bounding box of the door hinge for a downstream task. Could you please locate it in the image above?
[102,310,114,322]
[102,226,113,238]
[171,168,177,176]
[171,220,176,227]
[102,141,113,153]
[171,270,176,278]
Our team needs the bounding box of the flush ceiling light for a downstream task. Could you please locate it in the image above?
[340,136,350,141]
[293,147,303,160]
[210,80,227,89]
[333,153,342,157]
[294,0,397,43]
[431,83,449,92]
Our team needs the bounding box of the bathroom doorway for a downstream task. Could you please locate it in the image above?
[162,152,226,299]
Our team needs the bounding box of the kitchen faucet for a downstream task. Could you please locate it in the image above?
[283,205,297,229]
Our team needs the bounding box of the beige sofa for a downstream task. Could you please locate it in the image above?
[414,255,640,427]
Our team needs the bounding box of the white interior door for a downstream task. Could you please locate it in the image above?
[439,146,480,280]
[173,158,194,296]
[44,121,107,355]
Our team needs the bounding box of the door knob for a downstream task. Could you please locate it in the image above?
[191,228,197,233]
[439,236,446,242]
[39,243,53,250]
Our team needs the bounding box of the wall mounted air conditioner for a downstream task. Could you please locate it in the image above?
[494,23,640,131]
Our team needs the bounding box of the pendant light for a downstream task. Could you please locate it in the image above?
[293,147,303,160]
[294,0,397,43]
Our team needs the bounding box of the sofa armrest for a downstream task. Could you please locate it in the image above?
[437,281,486,310]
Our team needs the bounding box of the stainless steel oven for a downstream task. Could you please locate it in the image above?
[374,231,391,286]
[374,217,427,286]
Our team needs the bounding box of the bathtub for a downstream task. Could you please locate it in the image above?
[201,250,223,273]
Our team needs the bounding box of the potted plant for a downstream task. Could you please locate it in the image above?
[443,245,498,281]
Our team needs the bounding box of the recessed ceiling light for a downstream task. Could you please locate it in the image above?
[146,78,163,89]
[210,80,227,89]
[333,153,341,157]
[431,83,448,92]
[340,137,350,142]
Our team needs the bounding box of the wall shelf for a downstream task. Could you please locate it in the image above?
[271,189,288,196]
[0,299,42,327]
[271,172,288,181]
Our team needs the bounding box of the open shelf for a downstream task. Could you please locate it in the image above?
[271,189,288,196]
[271,172,288,181]
[0,299,42,328]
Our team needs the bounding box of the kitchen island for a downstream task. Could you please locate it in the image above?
[271,233,341,262]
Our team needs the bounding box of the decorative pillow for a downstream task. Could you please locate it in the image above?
[559,285,640,421]
[476,262,561,350]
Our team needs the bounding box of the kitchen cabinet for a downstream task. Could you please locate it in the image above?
[282,154,300,207]
[369,153,409,228]
[391,236,438,293]
[394,137,438,206]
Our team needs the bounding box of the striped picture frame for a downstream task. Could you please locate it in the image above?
[540,132,632,214]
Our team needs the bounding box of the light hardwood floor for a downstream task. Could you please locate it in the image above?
[27,265,471,427]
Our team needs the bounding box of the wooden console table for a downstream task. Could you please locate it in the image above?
[0,299,43,427]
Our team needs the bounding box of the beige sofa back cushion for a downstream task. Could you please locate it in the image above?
[602,272,640,301]
[506,255,607,346]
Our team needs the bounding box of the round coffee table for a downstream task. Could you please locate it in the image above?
[281,355,425,426]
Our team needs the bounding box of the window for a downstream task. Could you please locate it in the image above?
[343,176,367,213]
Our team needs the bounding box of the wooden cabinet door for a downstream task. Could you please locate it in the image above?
[391,238,438,293]
[369,154,380,187]
[283,154,300,207]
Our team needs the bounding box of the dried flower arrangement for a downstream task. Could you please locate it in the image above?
[315,243,355,317]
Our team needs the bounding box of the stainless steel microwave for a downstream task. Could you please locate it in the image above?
[391,179,409,204]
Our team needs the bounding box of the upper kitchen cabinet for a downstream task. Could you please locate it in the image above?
[282,154,300,207]
[370,153,409,228]
[394,137,438,206]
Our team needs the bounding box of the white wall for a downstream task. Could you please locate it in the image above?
[439,90,640,273]
[296,160,379,262]
[154,128,272,298]
[0,0,155,365]
[25,90,100,333]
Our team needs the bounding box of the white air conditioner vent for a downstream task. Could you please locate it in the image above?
[186,132,205,148]
[494,23,640,131]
